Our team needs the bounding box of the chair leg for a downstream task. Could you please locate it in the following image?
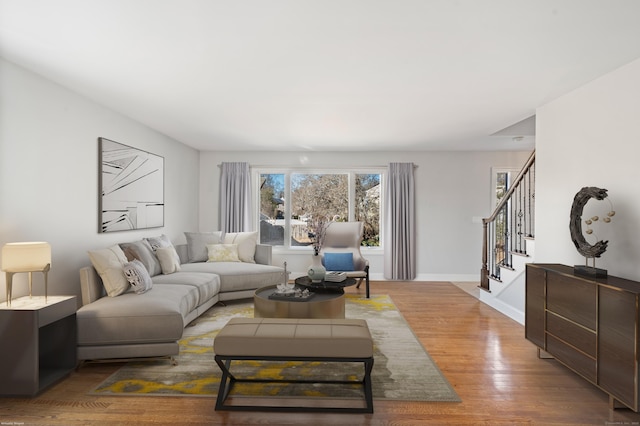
[356,266,370,298]
[365,267,370,298]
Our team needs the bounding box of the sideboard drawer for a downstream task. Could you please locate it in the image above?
[546,272,596,330]
[547,334,596,383]
[546,311,596,357]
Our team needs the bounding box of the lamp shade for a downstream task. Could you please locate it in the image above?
[1,242,51,272]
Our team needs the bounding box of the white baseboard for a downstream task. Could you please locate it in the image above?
[479,292,525,325]
[359,273,478,282]
[413,273,478,282]
[291,272,478,282]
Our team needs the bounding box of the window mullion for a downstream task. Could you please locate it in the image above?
[348,172,355,221]
[284,173,292,249]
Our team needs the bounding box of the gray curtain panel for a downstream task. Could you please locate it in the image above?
[219,162,252,233]
[384,162,416,280]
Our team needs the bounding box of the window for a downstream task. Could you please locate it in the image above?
[355,174,381,246]
[258,170,382,248]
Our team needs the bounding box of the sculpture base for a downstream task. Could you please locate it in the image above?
[574,265,608,279]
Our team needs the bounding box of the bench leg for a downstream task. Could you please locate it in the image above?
[214,357,236,411]
[363,357,374,413]
[214,355,374,413]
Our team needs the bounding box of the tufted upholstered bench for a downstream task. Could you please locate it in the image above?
[213,317,374,413]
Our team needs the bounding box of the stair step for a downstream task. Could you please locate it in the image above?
[510,251,530,258]
[499,264,515,271]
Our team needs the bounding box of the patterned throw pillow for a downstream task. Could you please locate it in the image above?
[119,240,162,276]
[145,234,172,251]
[123,259,153,294]
[206,244,241,262]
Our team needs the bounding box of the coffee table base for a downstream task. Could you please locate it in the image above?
[254,285,345,319]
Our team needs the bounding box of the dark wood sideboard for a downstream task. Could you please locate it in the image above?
[525,263,640,411]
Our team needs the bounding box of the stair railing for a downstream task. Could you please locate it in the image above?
[480,150,536,292]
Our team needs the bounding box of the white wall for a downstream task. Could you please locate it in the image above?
[0,55,533,299]
[199,150,531,280]
[536,57,640,280]
[0,59,200,304]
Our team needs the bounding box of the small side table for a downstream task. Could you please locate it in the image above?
[0,295,77,396]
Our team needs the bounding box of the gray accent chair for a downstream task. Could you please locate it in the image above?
[320,221,370,298]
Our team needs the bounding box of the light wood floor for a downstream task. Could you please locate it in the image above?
[2,281,640,425]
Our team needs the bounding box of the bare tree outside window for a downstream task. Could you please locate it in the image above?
[356,174,380,246]
[258,171,382,248]
[259,174,285,245]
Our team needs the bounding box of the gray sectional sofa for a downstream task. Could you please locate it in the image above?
[76,232,285,363]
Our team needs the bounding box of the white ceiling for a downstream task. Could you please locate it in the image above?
[1,1,640,152]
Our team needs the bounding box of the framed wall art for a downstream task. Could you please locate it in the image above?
[98,137,164,233]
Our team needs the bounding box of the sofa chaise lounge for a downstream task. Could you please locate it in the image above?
[76,232,284,363]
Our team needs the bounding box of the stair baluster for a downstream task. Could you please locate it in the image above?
[480,151,535,292]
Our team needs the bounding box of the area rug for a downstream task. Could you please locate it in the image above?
[90,294,460,403]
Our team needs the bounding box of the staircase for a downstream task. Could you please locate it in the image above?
[479,151,536,325]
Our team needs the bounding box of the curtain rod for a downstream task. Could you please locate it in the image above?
[217,163,418,168]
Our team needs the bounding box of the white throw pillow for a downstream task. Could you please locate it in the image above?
[87,245,129,297]
[207,244,241,262]
[223,231,258,263]
[156,246,182,274]
[123,259,153,294]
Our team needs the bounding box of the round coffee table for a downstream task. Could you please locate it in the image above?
[253,284,345,319]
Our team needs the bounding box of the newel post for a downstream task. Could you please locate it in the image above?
[480,219,490,292]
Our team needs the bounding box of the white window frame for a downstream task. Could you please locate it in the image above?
[253,167,385,251]
[490,167,521,211]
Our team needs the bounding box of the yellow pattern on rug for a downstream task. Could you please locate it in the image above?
[91,294,460,402]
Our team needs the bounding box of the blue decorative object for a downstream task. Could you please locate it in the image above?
[324,252,354,271]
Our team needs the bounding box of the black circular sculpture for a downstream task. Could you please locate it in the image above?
[569,186,609,258]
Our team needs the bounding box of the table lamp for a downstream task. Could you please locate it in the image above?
[1,242,51,306]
